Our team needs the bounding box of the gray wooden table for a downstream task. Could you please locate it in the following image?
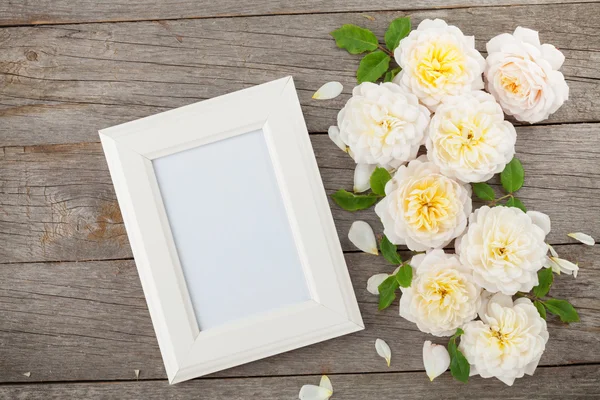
[1,1,599,398]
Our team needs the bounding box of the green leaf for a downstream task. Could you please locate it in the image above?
[543,299,580,323]
[533,268,553,298]
[506,196,527,212]
[370,167,392,196]
[383,67,401,82]
[378,275,400,310]
[447,329,470,383]
[331,190,380,211]
[534,300,547,320]
[472,182,495,201]
[500,158,525,193]
[384,17,411,51]
[380,235,402,265]
[357,51,391,83]
[330,24,379,54]
[450,328,464,341]
[395,264,413,288]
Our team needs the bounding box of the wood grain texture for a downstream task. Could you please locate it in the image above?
[1,124,598,264]
[0,0,597,26]
[0,245,598,383]
[1,365,599,399]
[1,3,600,147]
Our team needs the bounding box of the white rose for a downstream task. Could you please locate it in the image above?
[485,27,569,123]
[460,292,549,386]
[456,206,550,295]
[375,156,472,251]
[336,82,430,169]
[393,18,485,111]
[399,250,481,336]
[426,91,517,183]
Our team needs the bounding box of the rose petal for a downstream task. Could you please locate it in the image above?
[544,256,561,274]
[540,43,565,70]
[375,338,392,367]
[547,243,559,258]
[354,164,376,193]
[550,257,579,278]
[567,232,595,246]
[299,385,333,400]
[328,125,347,152]
[312,81,343,100]
[367,273,389,295]
[527,211,551,236]
[513,27,540,47]
[348,221,378,255]
[423,341,450,381]
[319,375,333,392]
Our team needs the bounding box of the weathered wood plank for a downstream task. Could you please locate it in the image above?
[0,245,597,383]
[1,123,598,264]
[0,0,596,26]
[1,365,599,399]
[1,4,599,147]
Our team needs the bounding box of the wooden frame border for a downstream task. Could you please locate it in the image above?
[99,76,363,384]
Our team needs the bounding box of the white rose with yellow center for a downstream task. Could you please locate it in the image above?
[485,27,569,123]
[426,91,517,183]
[456,206,550,295]
[336,82,430,169]
[393,18,485,111]
[460,292,549,386]
[375,156,472,251]
[399,250,481,336]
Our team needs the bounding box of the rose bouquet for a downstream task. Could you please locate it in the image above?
[312,16,594,389]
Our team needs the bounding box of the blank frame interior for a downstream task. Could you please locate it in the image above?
[153,129,310,330]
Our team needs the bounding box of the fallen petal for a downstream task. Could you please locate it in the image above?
[354,164,376,193]
[299,384,333,400]
[375,338,392,367]
[367,273,389,295]
[23,372,31,378]
[328,126,348,153]
[134,369,140,379]
[423,341,450,381]
[319,375,333,392]
[544,256,561,274]
[550,257,579,278]
[568,232,595,246]
[348,221,378,255]
[547,243,559,258]
[312,81,343,100]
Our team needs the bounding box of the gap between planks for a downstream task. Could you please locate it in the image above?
[1,1,598,28]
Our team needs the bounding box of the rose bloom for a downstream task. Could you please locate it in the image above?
[485,27,569,123]
[426,91,517,183]
[393,18,485,111]
[375,156,472,251]
[336,82,430,169]
[399,250,481,336]
[456,206,550,295]
[460,292,549,386]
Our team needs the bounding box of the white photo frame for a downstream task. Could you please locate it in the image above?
[99,77,364,384]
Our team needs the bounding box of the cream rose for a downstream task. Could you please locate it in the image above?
[393,18,485,111]
[460,292,549,386]
[399,250,481,336]
[456,206,550,295]
[485,27,569,123]
[375,156,472,251]
[336,82,430,169]
[426,91,517,183]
